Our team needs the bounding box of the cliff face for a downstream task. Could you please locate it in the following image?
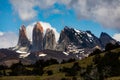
[15,25,117,53]
[32,22,44,51]
[43,28,56,50]
[99,32,116,48]
[9,24,118,60]
[18,25,30,47]
[56,26,101,51]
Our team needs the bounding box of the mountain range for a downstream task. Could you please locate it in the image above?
[0,22,118,66]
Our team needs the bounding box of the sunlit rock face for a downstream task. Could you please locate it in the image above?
[32,22,44,51]
[43,28,56,50]
[12,25,30,53]
[18,25,30,47]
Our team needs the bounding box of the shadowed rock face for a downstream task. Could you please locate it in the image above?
[18,25,30,47]
[99,32,116,47]
[32,22,44,51]
[56,28,71,51]
[43,28,56,50]
[56,26,102,51]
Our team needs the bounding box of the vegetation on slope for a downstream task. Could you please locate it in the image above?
[0,43,120,80]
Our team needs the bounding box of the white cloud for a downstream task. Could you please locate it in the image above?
[0,32,4,36]
[36,0,57,9]
[66,0,120,29]
[10,0,37,21]
[113,33,120,41]
[10,0,58,21]
[10,0,120,29]
[26,21,60,42]
[0,32,18,48]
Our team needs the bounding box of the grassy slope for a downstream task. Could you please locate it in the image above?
[0,48,120,80]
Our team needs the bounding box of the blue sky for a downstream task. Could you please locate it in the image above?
[0,0,120,48]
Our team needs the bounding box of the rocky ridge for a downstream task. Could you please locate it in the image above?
[11,22,117,60]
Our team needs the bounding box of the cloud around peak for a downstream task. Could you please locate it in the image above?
[0,21,59,48]
[26,21,60,42]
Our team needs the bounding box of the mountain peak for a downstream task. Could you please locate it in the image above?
[64,26,69,29]
[100,32,116,47]
[34,22,44,33]
[46,28,51,32]
[100,32,115,41]
[13,25,30,53]
[32,22,44,51]
[19,25,27,38]
[100,32,109,36]
[20,25,25,30]
[43,28,56,50]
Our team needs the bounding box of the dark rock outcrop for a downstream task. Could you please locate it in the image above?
[99,32,116,48]
[12,25,30,52]
[56,27,71,51]
[56,26,102,51]
[43,28,56,50]
[32,22,44,51]
[18,25,30,47]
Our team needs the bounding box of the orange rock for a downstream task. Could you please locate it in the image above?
[34,22,44,33]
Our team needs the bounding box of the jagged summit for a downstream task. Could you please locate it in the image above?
[100,32,112,38]
[18,25,30,47]
[32,22,44,51]
[34,22,44,33]
[43,28,56,50]
[57,26,101,51]
[100,32,116,47]
[11,25,30,57]
[11,25,117,60]
[19,25,26,38]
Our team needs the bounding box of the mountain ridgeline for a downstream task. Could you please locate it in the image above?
[0,22,118,66]
[14,22,116,53]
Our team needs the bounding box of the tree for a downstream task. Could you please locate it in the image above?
[93,54,101,64]
[47,70,53,75]
[0,65,6,76]
[60,62,81,76]
[32,59,44,75]
[105,43,116,51]
[10,61,27,76]
[32,67,44,75]
[96,51,120,78]
[89,49,102,56]
[45,58,59,66]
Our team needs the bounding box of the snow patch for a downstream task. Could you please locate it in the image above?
[39,54,47,57]
[87,33,92,38]
[80,51,84,54]
[16,50,27,53]
[19,53,30,58]
[90,39,93,42]
[74,29,81,34]
[63,52,69,56]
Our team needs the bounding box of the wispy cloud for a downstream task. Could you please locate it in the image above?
[10,0,58,21]
[113,33,120,41]
[26,21,60,42]
[0,32,18,48]
[10,0,120,29]
[10,0,37,21]
[62,0,120,29]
